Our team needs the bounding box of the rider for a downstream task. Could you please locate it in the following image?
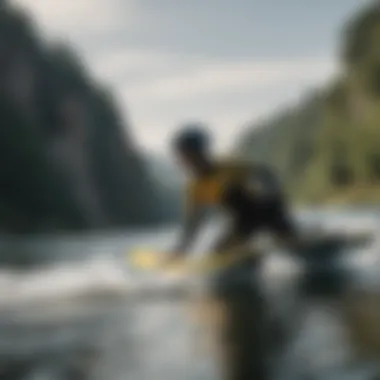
[169,122,298,258]
[167,123,298,380]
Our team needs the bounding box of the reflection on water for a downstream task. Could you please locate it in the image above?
[0,211,379,379]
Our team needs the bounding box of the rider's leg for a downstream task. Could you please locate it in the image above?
[208,227,270,380]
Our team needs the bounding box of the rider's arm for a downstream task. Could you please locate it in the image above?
[172,183,205,255]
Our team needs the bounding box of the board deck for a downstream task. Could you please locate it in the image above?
[128,248,256,274]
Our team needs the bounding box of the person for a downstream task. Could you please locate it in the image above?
[169,123,297,255]
[166,122,299,380]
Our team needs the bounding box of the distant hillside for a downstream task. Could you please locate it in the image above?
[144,155,184,222]
[0,1,177,233]
[237,1,380,205]
[238,92,324,187]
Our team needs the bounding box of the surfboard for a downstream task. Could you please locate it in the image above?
[128,229,372,275]
[128,248,256,275]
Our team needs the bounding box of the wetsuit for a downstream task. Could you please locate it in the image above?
[182,159,295,253]
[179,159,296,380]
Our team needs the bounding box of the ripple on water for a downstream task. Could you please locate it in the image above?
[0,212,379,379]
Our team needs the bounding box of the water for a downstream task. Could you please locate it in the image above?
[0,210,380,379]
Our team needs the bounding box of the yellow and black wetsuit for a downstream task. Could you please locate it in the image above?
[183,158,295,254]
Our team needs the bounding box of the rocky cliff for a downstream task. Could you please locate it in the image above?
[0,1,176,233]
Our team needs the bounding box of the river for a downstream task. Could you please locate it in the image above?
[0,209,380,380]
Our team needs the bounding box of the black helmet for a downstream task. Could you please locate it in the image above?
[172,123,210,153]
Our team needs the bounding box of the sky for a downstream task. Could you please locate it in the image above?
[12,0,369,154]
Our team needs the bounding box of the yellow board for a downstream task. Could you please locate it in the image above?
[128,248,255,275]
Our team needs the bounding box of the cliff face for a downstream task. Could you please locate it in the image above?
[236,1,380,204]
[0,2,174,233]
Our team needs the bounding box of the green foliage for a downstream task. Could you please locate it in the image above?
[237,1,380,205]
[237,93,323,193]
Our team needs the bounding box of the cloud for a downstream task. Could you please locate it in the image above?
[89,48,179,83]
[126,57,335,101]
[11,0,137,39]
[89,45,336,100]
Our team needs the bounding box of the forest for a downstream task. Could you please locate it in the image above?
[238,2,380,205]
